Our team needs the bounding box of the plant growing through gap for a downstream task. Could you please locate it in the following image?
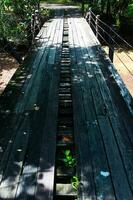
[63,149,76,167]
[71,175,79,191]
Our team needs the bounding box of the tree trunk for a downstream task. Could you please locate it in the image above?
[106,0,111,16]
[101,0,105,13]
[81,0,85,16]
[0,37,22,64]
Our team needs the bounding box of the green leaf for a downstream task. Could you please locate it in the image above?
[71,176,79,191]
[66,155,72,161]
[64,149,70,156]
[63,158,68,163]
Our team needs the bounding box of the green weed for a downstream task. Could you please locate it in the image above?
[63,149,76,167]
[71,175,79,191]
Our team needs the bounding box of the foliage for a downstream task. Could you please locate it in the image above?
[124,3,133,17]
[0,0,38,39]
[41,0,72,4]
[71,176,79,191]
[40,8,54,19]
[63,149,76,167]
[0,0,52,45]
[87,0,133,30]
[88,0,133,16]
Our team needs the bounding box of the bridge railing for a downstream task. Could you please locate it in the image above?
[85,8,133,68]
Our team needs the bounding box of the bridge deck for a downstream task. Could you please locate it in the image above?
[69,15,133,200]
[0,9,133,200]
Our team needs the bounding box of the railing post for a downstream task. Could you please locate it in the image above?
[81,0,85,16]
[108,25,116,63]
[31,13,35,43]
[95,15,100,39]
[30,10,41,44]
[88,7,92,26]
[34,9,41,33]
[85,12,89,22]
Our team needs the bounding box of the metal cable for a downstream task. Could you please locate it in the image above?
[89,20,96,32]
[96,24,133,62]
[90,16,96,24]
[90,10,133,50]
[90,22,133,76]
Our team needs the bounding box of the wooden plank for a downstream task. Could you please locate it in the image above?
[91,88,133,200]
[82,17,133,113]
[0,18,58,177]
[56,184,77,196]
[0,114,30,199]
[69,17,96,200]
[34,61,59,200]
[15,15,64,200]
[0,113,24,178]
[96,55,133,144]
[34,17,63,200]
[15,18,58,113]
[0,17,57,176]
[14,110,52,200]
[0,19,56,166]
[77,17,133,195]
[0,19,53,112]
[72,17,116,200]
[94,67,133,192]
[70,17,116,200]
[73,17,133,199]
[24,18,59,110]
[0,13,63,200]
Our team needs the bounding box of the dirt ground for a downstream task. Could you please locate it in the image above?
[40,2,78,9]
[0,52,19,95]
[103,46,133,97]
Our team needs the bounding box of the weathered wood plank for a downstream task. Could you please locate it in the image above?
[94,68,133,192]
[0,114,30,199]
[92,88,133,200]
[24,19,60,110]
[0,18,56,171]
[71,17,116,200]
[0,19,53,112]
[0,12,63,200]
[14,14,64,200]
[0,9,132,200]
[69,17,96,200]
[0,18,56,169]
[15,18,58,113]
[72,16,133,199]
[77,17,133,195]
[14,111,47,200]
[69,17,116,200]
[34,60,60,200]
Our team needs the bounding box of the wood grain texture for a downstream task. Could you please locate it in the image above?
[69,15,133,200]
[0,8,132,200]
[0,10,63,200]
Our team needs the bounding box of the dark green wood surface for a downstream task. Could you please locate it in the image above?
[0,8,132,200]
[69,15,133,200]
[0,10,63,200]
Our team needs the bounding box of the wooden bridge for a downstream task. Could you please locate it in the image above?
[0,8,133,200]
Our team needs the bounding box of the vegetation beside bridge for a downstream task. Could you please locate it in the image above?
[0,0,132,61]
[0,0,53,62]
